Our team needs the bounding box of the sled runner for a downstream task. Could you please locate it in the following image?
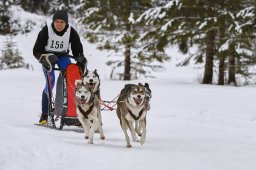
[34,123,59,129]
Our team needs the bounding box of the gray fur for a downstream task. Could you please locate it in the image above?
[74,80,105,144]
[116,83,148,148]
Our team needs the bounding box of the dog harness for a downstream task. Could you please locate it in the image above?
[78,104,94,119]
[45,22,71,54]
[127,108,144,120]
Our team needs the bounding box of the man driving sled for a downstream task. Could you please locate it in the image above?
[33,10,87,125]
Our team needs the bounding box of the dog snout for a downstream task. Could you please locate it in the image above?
[137,95,141,99]
[81,95,85,99]
[89,79,93,82]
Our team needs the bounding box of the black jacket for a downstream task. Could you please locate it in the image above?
[33,23,83,61]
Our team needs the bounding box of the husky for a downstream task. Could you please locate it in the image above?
[82,69,101,98]
[75,80,105,144]
[116,83,148,148]
[82,69,103,132]
[135,83,152,136]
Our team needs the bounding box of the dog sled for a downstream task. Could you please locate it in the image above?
[35,63,83,130]
[54,63,82,130]
[35,62,117,131]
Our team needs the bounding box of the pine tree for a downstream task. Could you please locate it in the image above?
[48,0,65,14]
[0,36,28,70]
[0,0,33,35]
[232,1,256,85]
[19,0,49,14]
[0,0,12,34]
[78,0,169,80]
[139,0,256,85]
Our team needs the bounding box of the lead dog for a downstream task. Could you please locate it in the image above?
[75,80,105,144]
[135,83,152,136]
[82,69,103,132]
[116,83,148,148]
[82,69,101,98]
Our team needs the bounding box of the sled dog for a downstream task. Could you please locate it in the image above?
[75,80,105,144]
[82,69,101,98]
[135,83,152,136]
[116,83,148,147]
[82,69,103,132]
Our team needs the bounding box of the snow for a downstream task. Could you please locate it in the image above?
[1,7,256,170]
[165,0,181,9]
[237,7,255,18]
[137,7,164,23]
[161,19,174,31]
[128,13,135,24]
[218,39,231,52]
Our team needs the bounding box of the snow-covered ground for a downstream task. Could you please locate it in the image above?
[0,7,256,170]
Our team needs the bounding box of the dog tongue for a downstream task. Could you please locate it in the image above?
[134,98,142,105]
[80,99,87,104]
[76,97,87,104]
[89,83,95,89]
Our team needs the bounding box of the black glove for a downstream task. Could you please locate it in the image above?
[75,54,87,72]
[39,54,58,72]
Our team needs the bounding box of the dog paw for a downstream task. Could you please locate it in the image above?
[132,136,138,142]
[88,140,93,144]
[126,144,132,148]
[84,136,89,139]
[133,138,139,142]
[140,139,145,145]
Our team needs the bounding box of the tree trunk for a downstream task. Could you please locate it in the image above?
[124,39,131,80]
[228,44,237,86]
[218,17,225,85]
[218,53,225,85]
[123,0,131,80]
[202,30,214,84]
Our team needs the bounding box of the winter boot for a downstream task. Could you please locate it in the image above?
[39,113,48,125]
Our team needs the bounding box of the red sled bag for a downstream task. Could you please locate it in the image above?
[54,64,82,129]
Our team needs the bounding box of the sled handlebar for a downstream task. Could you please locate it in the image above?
[52,67,63,71]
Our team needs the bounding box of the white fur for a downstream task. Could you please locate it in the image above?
[75,83,105,144]
[82,70,100,94]
[82,69,103,133]
[75,86,92,104]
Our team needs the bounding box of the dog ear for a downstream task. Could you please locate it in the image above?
[144,83,152,97]
[83,69,88,77]
[124,84,133,93]
[93,69,99,78]
[138,83,143,87]
[75,79,82,86]
[144,83,151,92]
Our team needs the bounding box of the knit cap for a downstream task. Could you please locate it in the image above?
[52,10,68,23]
